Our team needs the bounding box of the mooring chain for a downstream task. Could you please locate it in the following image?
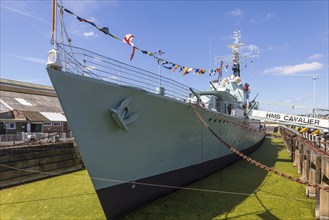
[190,104,329,192]
[195,105,262,133]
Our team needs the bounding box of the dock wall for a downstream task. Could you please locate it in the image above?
[0,142,84,188]
[280,126,329,220]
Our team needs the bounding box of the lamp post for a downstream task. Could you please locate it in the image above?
[312,75,319,117]
[157,49,165,87]
[155,49,165,95]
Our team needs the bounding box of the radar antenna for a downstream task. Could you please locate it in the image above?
[215,30,259,77]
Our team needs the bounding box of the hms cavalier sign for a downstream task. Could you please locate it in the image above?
[251,110,329,129]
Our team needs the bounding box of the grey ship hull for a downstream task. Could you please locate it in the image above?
[47,68,265,219]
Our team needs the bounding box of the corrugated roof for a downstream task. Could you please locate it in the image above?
[40,112,67,122]
[20,111,50,122]
[0,79,67,123]
[0,90,64,112]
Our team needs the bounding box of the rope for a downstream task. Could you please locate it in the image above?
[57,3,79,74]
[190,103,329,192]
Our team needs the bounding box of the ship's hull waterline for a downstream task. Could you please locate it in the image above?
[47,68,265,219]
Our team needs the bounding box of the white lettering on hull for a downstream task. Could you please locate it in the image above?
[253,110,327,128]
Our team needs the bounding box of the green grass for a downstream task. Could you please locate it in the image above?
[0,170,106,220]
[0,137,315,219]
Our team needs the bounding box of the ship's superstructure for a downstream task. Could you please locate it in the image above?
[189,31,259,117]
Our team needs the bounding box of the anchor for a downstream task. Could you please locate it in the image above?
[109,98,139,131]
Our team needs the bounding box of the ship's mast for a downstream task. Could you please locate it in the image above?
[47,0,62,70]
[215,31,259,78]
[51,0,57,49]
[231,30,244,77]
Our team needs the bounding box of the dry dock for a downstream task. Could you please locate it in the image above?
[0,132,321,219]
[279,126,329,220]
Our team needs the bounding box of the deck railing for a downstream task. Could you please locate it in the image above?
[58,44,193,102]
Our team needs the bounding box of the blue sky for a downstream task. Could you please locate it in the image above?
[1,0,328,115]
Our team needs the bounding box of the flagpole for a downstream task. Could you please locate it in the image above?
[155,49,165,95]
[47,0,62,70]
[313,75,319,117]
[158,49,164,87]
[52,0,57,49]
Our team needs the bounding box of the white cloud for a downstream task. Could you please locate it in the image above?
[9,54,46,64]
[264,62,324,75]
[229,8,243,17]
[309,53,324,60]
[84,32,97,37]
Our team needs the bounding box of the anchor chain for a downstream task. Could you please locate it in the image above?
[190,103,329,192]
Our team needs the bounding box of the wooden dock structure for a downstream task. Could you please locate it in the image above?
[280,126,329,220]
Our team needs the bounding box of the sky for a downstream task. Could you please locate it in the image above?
[1,0,328,115]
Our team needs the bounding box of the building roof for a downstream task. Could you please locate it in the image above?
[0,90,63,112]
[40,112,67,122]
[0,78,56,97]
[0,78,67,122]
[20,111,50,122]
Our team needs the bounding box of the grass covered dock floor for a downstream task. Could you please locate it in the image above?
[0,135,315,219]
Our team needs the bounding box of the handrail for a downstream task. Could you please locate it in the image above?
[57,43,195,102]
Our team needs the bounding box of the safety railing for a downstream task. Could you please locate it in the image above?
[58,44,193,102]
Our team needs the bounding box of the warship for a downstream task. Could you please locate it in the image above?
[46,2,265,219]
